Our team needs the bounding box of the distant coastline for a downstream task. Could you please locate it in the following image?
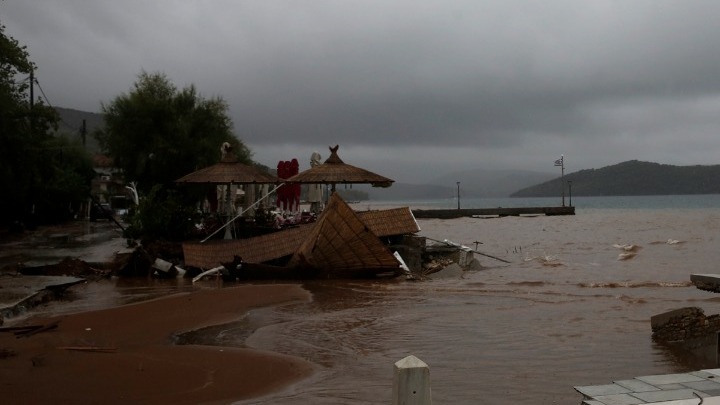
[54,108,720,201]
[511,160,720,198]
[361,194,720,211]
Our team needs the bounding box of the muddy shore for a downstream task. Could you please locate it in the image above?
[0,222,318,404]
[0,284,316,405]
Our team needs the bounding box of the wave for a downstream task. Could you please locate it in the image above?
[523,252,563,267]
[649,239,685,245]
[577,281,692,288]
[507,281,547,287]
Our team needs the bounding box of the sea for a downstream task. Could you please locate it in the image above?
[26,194,720,404]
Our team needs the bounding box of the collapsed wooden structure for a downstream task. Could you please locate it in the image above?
[182,193,420,279]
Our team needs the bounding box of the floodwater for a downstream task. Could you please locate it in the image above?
[7,206,720,404]
[233,207,720,404]
[0,221,128,268]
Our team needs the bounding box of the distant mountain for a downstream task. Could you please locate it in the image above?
[511,160,720,197]
[353,169,555,201]
[363,183,456,201]
[427,169,555,198]
[54,107,104,152]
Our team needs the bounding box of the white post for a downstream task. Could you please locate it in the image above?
[392,355,432,405]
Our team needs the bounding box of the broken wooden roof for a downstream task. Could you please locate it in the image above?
[357,207,420,237]
[286,145,394,188]
[182,197,417,271]
[288,193,400,274]
[175,154,279,184]
[183,225,312,269]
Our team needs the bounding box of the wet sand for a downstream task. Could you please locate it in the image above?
[0,284,315,405]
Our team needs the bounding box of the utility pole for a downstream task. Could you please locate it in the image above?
[81,119,87,147]
[29,69,34,109]
[29,69,35,137]
[456,182,460,209]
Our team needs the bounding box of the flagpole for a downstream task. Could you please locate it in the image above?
[554,155,565,207]
[561,155,565,207]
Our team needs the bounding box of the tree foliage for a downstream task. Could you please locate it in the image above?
[95,71,257,240]
[123,185,199,242]
[0,21,93,226]
[96,71,252,194]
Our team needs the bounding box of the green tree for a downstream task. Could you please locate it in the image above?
[34,135,95,222]
[96,71,252,194]
[96,71,256,240]
[123,184,198,241]
[0,21,90,226]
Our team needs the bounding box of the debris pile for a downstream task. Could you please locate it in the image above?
[17,258,110,280]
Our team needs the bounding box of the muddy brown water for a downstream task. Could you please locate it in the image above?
[5,208,720,404]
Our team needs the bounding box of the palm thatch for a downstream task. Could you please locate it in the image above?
[175,154,278,184]
[288,193,400,276]
[286,145,393,188]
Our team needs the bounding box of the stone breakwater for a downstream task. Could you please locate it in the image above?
[651,307,720,367]
[651,307,720,342]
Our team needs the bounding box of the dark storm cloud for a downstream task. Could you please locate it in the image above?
[4,1,720,181]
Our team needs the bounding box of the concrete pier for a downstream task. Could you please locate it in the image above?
[575,369,720,404]
[411,206,575,219]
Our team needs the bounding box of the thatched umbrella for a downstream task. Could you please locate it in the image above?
[175,154,278,185]
[176,150,279,239]
[285,145,394,192]
[175,153,278,210]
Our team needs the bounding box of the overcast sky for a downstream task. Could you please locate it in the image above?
[4,1,720,183]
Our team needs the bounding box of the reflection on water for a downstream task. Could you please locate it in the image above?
[0,221,126,268]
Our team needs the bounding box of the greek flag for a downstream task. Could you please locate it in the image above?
[554,157,563,166]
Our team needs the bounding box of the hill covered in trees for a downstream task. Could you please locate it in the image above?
[511,160,720,197]
[55,107,104,152]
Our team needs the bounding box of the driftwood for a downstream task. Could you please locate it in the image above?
[0,325,44,333]
[12,320,60,338]
[191,266,224,283]
[58,346,117,353]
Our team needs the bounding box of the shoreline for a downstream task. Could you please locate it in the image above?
[0,284,316,405]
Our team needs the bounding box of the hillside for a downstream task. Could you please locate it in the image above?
[55,107,104,152]
[511,160,720,197]
[426,169,555,198]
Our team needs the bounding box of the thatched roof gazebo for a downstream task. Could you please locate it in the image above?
[285,145,393,192]
[175,154,278,185]
[175,146,279,239]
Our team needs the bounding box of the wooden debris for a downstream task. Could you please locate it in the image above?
[0,325,45,333]
[14,320,60,338]
[192,266,224,283]
[58,346,117,353]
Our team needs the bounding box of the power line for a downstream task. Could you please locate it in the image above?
[33,77,77,131]
[13,75,32,85]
